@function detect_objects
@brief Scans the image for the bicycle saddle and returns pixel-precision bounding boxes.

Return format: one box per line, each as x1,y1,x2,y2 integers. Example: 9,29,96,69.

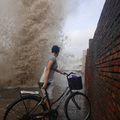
38,82,50,89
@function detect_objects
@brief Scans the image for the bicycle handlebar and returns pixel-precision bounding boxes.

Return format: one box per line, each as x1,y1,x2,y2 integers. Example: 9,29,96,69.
65,72,76,77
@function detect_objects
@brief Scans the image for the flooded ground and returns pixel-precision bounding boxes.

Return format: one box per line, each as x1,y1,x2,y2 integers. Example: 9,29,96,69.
0,71,92,120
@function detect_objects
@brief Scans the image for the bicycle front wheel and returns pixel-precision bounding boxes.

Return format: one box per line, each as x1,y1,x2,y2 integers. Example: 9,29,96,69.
64,92,91,120
3,95,45,120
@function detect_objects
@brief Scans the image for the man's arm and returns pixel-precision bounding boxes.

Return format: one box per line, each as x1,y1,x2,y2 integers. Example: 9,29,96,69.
55,69,65,75
42,60,54,89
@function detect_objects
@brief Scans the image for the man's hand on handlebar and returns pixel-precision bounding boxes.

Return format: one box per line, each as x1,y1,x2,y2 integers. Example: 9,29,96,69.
60,71,66,75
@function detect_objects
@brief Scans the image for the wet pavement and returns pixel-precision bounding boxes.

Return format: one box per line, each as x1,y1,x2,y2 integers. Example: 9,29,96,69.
0,71,92,120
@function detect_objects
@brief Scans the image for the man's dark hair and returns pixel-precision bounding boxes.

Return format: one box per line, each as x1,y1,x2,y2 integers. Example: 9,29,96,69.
51,45,60,54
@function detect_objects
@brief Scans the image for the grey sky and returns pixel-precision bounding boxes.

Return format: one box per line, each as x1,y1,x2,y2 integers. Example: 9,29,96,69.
63,0,105,57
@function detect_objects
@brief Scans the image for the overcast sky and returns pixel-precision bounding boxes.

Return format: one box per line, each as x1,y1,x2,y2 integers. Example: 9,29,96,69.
63,0,105,57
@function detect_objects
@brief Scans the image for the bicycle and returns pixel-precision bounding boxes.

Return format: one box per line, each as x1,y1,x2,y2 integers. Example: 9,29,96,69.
3,72,91,120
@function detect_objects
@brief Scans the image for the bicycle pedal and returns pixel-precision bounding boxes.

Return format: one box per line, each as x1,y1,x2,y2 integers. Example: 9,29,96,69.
36,118,44,120
32,116,44,120
43,110,50,115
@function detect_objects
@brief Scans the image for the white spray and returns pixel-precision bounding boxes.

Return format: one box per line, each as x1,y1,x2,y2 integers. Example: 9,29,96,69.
0,0,78,87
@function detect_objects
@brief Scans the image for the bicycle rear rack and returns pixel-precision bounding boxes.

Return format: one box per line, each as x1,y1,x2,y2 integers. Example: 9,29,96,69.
20,90,39,95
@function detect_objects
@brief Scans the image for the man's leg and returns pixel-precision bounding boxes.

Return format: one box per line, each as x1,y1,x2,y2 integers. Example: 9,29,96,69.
44,99,53,120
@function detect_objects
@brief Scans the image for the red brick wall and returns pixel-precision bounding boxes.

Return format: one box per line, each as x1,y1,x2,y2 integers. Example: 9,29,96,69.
85,0,120,119
85,49,90,96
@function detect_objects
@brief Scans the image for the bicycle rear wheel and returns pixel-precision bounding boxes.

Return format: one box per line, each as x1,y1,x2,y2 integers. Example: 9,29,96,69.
64,92,91,120
3,95,45,120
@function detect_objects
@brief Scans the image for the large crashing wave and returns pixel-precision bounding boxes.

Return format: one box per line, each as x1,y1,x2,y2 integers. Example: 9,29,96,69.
0,0,77,87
